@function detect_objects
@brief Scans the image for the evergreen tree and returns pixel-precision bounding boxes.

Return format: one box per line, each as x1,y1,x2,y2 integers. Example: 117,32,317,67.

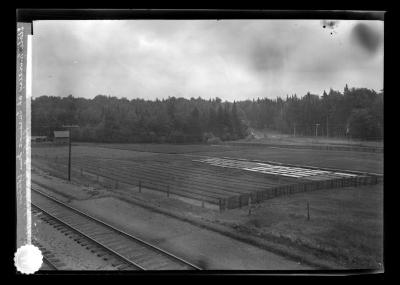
31,84,383,143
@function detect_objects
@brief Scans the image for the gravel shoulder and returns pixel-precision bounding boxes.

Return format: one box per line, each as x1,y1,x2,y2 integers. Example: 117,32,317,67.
32,213,116,270
70,196,312,270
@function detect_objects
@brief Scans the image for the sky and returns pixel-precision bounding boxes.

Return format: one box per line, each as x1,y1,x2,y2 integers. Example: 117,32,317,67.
32,19,384,101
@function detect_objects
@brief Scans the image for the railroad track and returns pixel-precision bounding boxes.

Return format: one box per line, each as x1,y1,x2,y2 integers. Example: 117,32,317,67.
31,187,201,270
32,206,138,270
41,256,59,270
31,240,62,270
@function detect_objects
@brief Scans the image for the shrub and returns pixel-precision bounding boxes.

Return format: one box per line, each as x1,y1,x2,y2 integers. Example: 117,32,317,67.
207,136,222,144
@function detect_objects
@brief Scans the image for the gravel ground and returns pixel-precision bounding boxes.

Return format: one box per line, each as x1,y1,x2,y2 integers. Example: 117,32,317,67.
71,197,312,270
32,214,117,270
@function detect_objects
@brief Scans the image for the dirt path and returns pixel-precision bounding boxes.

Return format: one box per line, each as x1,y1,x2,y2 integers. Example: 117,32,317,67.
71,196,313,270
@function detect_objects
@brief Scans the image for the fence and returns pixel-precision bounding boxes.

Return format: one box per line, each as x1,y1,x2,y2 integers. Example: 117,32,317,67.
219,174,381,210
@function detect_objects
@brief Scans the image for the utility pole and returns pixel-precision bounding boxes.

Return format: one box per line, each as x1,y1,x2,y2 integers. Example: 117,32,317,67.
62,125,79,181
68,132,71,180
315,123,320,137
326,116,329,138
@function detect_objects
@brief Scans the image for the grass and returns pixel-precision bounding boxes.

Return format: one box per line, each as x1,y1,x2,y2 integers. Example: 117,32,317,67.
77,142,245,154
241,129,383,148
212,183,384,269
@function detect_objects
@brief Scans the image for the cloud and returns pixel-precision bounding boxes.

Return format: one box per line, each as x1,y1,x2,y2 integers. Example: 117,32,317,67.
32,20,383,101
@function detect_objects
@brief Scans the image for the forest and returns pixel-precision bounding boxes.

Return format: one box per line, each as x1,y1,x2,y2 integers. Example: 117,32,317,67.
31,84,383,143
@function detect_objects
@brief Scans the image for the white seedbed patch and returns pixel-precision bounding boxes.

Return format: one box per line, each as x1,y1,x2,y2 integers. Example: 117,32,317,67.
194,157,359,180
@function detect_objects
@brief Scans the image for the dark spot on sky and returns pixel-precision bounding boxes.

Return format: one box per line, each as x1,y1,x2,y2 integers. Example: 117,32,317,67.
321,20,340,30
351,23,382,54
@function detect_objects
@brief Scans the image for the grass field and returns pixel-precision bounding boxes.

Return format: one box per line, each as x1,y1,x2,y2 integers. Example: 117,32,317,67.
209,183,384,269
241,129,383,148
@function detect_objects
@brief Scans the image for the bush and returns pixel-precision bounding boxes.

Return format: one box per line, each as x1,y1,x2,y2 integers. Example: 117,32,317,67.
207,136,222,144
168,130,185,143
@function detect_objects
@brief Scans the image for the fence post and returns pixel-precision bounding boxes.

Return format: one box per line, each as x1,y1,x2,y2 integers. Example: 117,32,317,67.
307,201,310,221
248,196,252,215
219,198,222,212
139,180,141,193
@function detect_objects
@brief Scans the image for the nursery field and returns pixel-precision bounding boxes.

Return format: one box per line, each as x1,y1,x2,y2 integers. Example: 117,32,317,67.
31,143,381,210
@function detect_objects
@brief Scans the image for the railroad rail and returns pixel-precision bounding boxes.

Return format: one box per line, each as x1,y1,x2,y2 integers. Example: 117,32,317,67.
31,187,201,270
31,240,61,270
41,256,59,270
32,206,139,270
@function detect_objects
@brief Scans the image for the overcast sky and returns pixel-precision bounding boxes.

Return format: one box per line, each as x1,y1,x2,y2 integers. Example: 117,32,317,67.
32,19,383,101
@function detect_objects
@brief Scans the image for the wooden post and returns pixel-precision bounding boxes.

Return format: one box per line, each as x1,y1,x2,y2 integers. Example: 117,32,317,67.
219,199,222,212
139,180,141,193
307,202,310,221
68,134,71,181
248,196,252,215
80,168,83,176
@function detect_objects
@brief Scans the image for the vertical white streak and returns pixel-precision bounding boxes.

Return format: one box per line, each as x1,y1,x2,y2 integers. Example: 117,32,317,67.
26,35,32,244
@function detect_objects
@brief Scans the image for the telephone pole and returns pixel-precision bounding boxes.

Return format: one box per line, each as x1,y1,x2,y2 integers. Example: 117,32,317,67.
62,125,79,181
326,116,329,137
315,123,320,137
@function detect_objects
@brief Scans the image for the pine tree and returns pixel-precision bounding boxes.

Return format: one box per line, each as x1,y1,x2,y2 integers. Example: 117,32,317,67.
208,107,217,133
231,101,242,138
189,107,201,138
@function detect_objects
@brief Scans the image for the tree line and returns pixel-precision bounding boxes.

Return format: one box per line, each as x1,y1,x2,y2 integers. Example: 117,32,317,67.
32,84,383,143
32,95,248,143
237,85,383,139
